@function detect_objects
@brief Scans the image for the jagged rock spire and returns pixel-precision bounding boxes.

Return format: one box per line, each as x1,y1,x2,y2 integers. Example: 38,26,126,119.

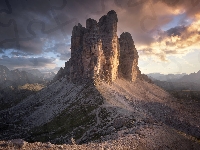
54,10,147,84
68,10,119,83
119,32,139,81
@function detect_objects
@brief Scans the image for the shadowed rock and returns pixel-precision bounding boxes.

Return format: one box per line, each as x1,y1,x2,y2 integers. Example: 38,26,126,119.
54,10,150,84
119,32,139,81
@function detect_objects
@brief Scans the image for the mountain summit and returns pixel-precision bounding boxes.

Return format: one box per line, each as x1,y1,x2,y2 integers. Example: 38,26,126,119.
54,10,150,84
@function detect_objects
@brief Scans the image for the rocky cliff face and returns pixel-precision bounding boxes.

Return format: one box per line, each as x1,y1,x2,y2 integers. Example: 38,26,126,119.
69,10,119,83
82,18,103,83
98,10,119,83
119,32,139,81
54,10,149,83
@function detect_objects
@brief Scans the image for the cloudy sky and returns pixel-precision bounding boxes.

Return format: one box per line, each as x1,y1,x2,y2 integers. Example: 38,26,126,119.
0,0,200,74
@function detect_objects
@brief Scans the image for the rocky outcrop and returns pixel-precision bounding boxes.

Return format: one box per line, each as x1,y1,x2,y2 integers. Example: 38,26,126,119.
118,32,139,81
82,18,104,83
81,11,119,83
55,10,150,84
70,23,86,82
56,10,120,83
98,10,119,83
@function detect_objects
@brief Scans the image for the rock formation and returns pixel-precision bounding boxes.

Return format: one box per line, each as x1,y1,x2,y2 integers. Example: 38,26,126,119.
98,10,119,82
118,32,139,81
54,10,149,83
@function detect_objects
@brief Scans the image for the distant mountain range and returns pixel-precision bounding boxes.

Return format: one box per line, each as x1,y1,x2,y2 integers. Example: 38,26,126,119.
0,65,55,110
0,65,55,88
147,71,200,91
25,69,56,80
147,73,187,82
153,80,200,91
177,71,200,84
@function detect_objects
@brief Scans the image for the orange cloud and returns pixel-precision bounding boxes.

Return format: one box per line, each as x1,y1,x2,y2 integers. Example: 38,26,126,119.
138,15,200,61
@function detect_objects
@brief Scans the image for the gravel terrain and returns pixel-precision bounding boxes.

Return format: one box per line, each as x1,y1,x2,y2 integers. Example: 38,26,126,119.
0,78,200,149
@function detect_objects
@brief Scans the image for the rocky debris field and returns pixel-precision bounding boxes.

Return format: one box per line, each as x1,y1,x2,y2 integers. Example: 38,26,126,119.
0,78,200,149
0,124,200,150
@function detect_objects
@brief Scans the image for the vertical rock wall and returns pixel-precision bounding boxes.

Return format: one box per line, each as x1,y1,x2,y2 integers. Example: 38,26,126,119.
70,23,86,82
82,19,105,82
69,10,120,83
119,32,140,81
54,10,150,84
99,10,119,83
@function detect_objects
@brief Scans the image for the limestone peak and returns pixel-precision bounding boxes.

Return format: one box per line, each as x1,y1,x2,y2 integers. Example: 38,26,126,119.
54,10,149,84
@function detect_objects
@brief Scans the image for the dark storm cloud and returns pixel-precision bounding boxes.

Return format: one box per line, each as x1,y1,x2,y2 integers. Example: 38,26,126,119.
0,0,77,54
0,0,200,69
1,55,9,58
0,0,112,58
166,26,186,36
1,0,196,50
161,0,180,7
45,42,71,60
0,56,56,70
29,57,55,66
19,38,44,55
10,51,27,56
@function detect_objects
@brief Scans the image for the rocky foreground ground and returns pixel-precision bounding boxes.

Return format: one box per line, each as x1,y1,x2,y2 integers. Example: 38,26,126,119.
0,124,200,150
0,78,200,150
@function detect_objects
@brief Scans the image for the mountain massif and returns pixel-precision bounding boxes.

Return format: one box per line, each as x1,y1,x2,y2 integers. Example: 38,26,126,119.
0,65,41,87
0,65,55,111
147,73,187,82
0,10,199,149
0,65,55,87
178,71,200,84
54,10,150,84
148,71,200,91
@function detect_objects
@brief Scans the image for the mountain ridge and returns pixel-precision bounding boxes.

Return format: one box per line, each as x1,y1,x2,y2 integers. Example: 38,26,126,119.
0,65,55,87
178,71,200,84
